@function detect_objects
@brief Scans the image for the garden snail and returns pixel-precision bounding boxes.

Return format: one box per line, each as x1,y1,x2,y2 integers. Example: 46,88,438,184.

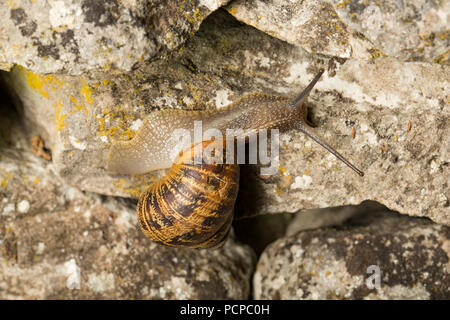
107,69,364,249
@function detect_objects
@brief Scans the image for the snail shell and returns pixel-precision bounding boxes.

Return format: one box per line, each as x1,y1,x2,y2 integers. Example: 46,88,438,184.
137,140,239,249
107,69,363,249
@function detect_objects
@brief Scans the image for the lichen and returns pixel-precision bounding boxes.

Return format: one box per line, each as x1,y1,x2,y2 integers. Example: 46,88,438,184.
18,66,64,98
53,99,67,131
80,79,94,105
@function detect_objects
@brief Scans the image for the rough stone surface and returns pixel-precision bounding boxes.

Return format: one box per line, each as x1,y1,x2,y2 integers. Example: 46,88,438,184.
0,103,255,299
254,212,450,299
332,0,449,64
226,0,375,59
285,200,386,236
1,1,448,301
232,201,394,258
0,0,230,74
226,0,449,64
2,10,448,225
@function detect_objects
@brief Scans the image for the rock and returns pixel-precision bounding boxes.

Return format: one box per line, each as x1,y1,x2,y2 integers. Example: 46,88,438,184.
0,0,230,74
233,201,385,257
226,0,375,59
332,0,449,64
0,101,255,299
285,200,386,236
254,212,450,299
0,2,448,300
226,0,449,64
2,10,448,225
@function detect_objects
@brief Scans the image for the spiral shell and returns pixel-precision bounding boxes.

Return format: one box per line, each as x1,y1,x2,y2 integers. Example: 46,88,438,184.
137,140,239,249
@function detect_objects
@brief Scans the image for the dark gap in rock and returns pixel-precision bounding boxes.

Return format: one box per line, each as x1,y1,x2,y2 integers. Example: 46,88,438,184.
0,72,26,148
233,199,440,260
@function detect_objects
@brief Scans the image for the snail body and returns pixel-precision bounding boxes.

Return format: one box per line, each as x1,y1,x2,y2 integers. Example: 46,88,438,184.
107,93,300,174
107,69,364,249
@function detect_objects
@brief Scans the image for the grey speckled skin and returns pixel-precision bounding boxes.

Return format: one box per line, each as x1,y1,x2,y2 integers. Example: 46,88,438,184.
107,69,363,176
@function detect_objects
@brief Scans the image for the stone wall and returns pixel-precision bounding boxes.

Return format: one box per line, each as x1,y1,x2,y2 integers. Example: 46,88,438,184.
0,0,448,299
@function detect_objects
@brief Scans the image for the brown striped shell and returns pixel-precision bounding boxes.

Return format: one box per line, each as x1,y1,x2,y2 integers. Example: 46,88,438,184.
137,140,239,249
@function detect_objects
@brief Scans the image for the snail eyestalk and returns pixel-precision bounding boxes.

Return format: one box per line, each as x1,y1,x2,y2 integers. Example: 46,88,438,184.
287,69,325,110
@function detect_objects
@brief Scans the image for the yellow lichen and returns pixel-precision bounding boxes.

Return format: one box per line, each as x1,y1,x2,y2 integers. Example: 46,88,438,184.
0,169,13,188
26,71,48,98
19,67,64,99
69,96,84,111
97,106,137,141
112,174,157,198
433,51,449,65
80,79,94,105
53,99,68,131
227,7,237,15
336,0,350,8
368,48,388,59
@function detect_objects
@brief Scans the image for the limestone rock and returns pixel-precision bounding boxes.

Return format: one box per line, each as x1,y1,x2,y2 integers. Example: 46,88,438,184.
226,0,449,63
331,0,450,64
0,103,255,299
2,10,448,226
0,0,230,74
226,0,375,59
285,200,386,236
254,212,450,299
